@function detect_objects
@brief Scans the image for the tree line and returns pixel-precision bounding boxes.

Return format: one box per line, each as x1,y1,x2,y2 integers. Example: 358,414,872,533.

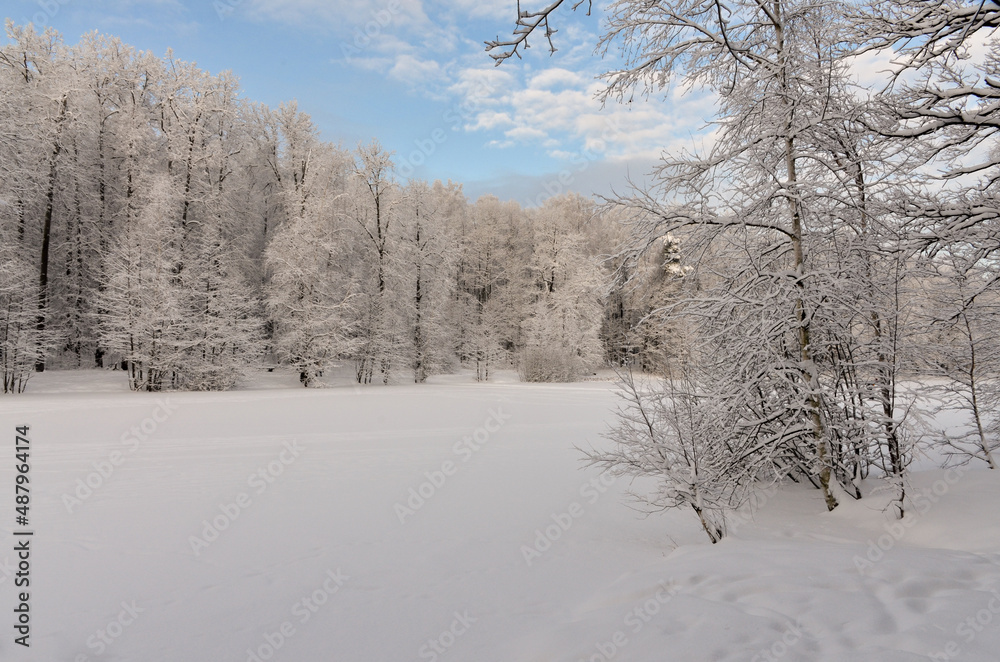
0,22,680,393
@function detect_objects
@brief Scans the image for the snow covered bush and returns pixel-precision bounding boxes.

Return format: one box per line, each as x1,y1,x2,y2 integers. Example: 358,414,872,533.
517,345,581,383
586,368,765,543
913,252,1000,470
517,292,600,383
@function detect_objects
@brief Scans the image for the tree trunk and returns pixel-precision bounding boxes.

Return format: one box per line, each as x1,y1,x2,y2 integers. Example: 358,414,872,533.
35,94,69,372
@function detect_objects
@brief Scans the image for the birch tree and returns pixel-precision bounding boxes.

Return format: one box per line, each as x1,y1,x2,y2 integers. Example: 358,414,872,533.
608,0,858,510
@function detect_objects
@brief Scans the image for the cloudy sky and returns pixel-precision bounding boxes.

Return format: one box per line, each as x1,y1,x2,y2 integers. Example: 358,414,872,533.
3,0,716,205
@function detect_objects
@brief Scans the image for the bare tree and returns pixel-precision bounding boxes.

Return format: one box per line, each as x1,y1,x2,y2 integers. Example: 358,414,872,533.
585,367,769,543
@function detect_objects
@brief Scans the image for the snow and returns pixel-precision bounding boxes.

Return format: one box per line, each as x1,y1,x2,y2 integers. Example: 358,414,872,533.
1,370,999,661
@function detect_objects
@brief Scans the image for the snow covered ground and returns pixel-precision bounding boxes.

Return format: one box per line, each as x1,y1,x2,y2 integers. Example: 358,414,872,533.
1,369,998,661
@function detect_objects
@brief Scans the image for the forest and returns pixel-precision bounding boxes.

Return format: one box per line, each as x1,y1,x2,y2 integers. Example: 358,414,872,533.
0,22,663,394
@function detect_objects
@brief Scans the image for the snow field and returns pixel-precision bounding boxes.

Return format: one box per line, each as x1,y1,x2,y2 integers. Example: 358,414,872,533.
0,370,998,661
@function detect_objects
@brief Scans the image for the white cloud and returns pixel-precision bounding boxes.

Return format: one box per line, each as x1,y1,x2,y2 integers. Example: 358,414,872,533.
447,66,516,113
527,67,587,89
388,54,444,84
448,58,717,164
846,48,898,94
506,125,548,141
469,110,513,130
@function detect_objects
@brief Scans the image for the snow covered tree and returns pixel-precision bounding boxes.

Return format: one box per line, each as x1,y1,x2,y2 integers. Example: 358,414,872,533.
0,23,71,373
603,232,689,373
345,141,404,384
0,26,50,390
603,0,865,510
264,145,357,386
397,181,457,383
489,0,928,512
0,232,52,393
852,0,1000,475
97,176,186,391
74,33,164,368
3,21,652,393
175,236,264,391
518,195,605,381
455,195,533,380
914,251,999,469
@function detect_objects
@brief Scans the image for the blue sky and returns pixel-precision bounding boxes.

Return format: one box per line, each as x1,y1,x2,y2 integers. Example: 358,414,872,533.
3,0,715,205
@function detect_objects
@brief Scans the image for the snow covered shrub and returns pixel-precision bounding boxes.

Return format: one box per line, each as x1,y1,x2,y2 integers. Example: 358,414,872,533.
517,289,602,383
585,368,765,543
517,345,582,383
